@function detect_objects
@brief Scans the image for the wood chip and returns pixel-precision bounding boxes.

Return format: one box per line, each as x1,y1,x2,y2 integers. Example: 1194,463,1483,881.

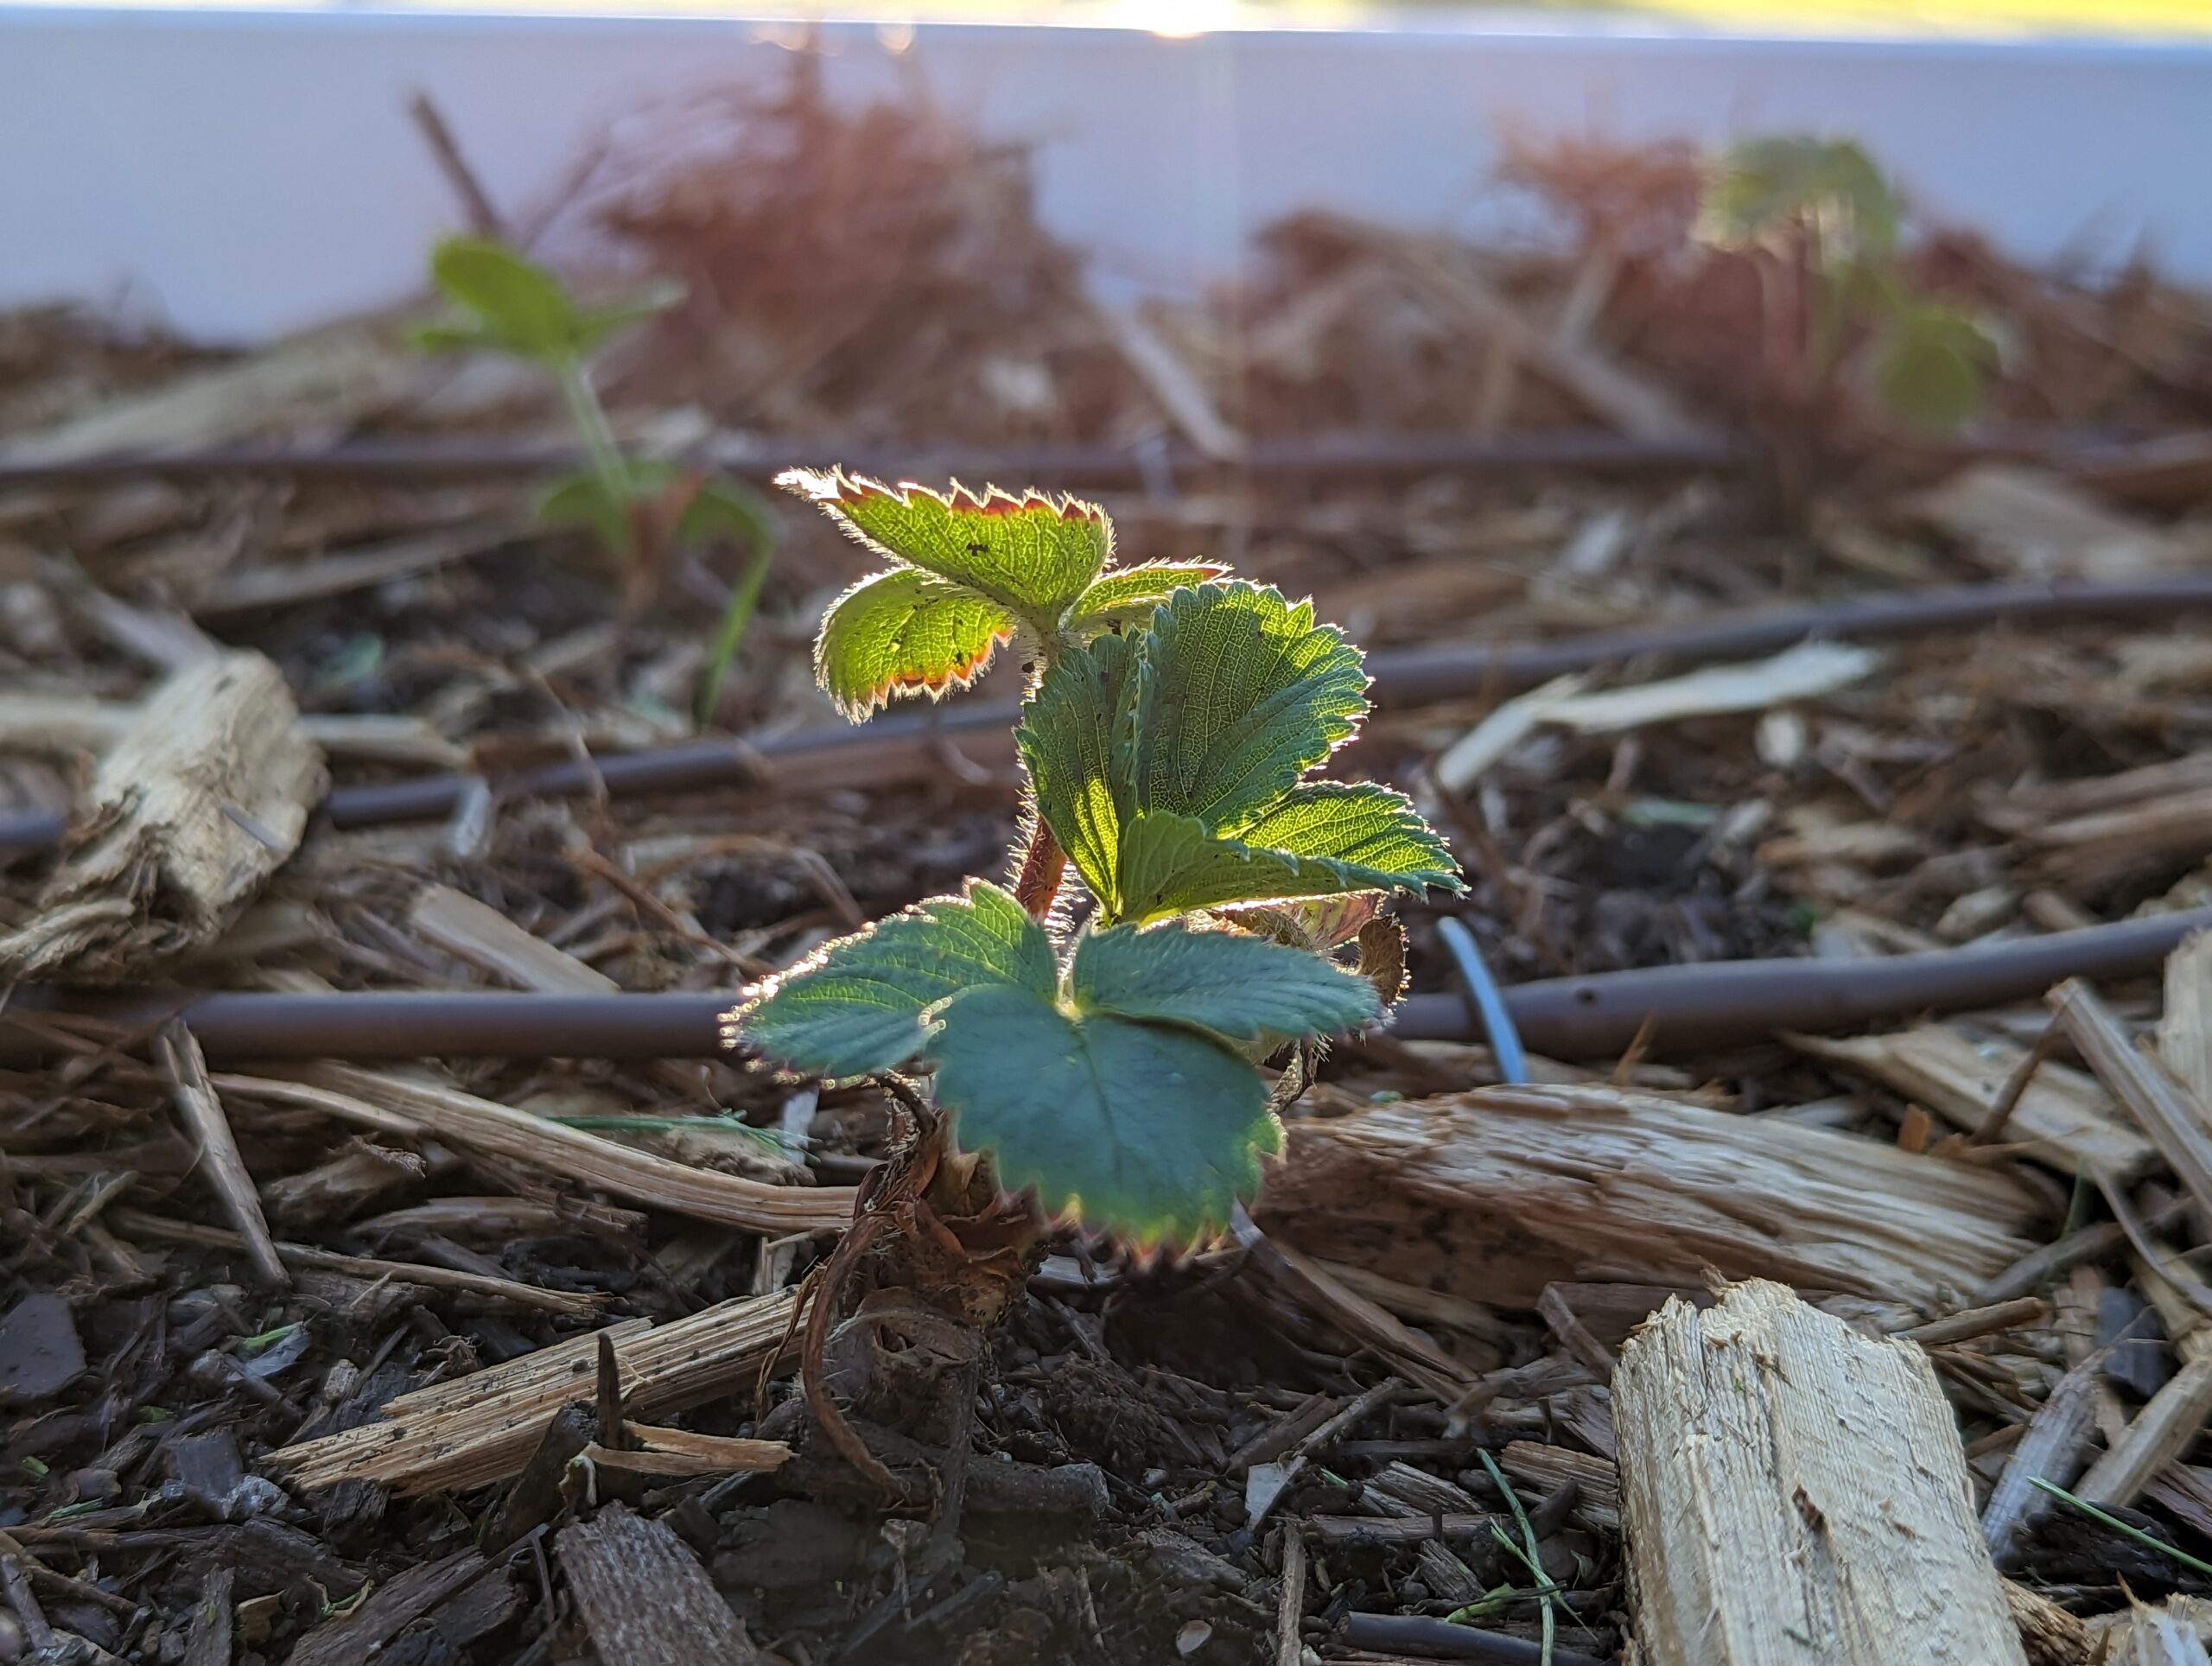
219,1066,853,1235
0,323,416,467
1982,1345,2110,1566
582,1422,791,1478
0,1294,84,1403
1434,641,1878,793
1615,1280,2026,1665
2159,931,2212,1112
556,1504,764,1666
2050,978,2212,1214
1500,1441,1619,1535
1791,1024,2154,1180
159,1021,287,1288
197,526,514,619
1261,1083,2037,1308
267,1288,799,1493
0,652,325,982
112,1209,596,1318
409,883,619,995
288,1550,486,1666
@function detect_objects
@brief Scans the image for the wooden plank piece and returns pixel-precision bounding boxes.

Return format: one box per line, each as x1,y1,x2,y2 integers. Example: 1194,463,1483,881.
1261,1083,2037,1308
1614,1279,2026,1665
556,1504,763,1666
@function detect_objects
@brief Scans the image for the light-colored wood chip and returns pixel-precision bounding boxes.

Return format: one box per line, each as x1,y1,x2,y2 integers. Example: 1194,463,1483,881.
1615,1280,2027,1666
0,652,326,982
409,884,619,995
268,1288,799,1493
582,1424,791,1478
1261,1083,2037,1309
2050,979,2212,1222
1912,461,2203,580
2160,931,2212,1113
158,1022,286,1288
196,526,513,618
1790,1024,2154,1180
219,1066,853,1235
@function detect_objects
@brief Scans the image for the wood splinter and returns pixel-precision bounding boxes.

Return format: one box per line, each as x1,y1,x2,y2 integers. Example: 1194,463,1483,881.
1614,1278,2028,1665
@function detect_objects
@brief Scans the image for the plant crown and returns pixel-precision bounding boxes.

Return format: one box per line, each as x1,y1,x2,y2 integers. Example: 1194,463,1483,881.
730,470,1464,1243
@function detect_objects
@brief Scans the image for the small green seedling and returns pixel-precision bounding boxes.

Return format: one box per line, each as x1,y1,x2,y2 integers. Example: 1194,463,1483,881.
415,236,775,718
1700,136,1999,433
729,471,1464,1245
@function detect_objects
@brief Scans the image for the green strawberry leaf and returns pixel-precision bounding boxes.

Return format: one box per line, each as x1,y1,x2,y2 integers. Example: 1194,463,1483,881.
815,569,1019,722
419,237,677,364
731,881,1052,1077
1239,782,1462,881
1015,627,1141,908
777,468,1109,626
1129,582,1369,836
1116,809,1455,924
1702,136,1899,261
926,983,1281,1244
423,237,583,362
1873,302,1996,432
1070,918,1379,1046
1069,562,1228,631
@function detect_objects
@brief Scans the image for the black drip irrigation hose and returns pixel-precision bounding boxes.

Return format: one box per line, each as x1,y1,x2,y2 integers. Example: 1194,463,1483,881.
9,573,2212,861
8,905,2208,1068
0,429,1754,489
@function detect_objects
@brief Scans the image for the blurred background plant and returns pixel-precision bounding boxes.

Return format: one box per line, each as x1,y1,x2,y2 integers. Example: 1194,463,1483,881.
415,235,777,723
1698,136,2001,515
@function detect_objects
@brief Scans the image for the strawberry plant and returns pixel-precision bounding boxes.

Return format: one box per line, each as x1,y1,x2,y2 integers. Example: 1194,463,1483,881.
1700,135,1999,436
731,469,1464,1247
415,236,776,719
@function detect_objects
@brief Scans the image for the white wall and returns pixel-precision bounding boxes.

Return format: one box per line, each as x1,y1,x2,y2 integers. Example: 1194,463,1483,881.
3,6,2209,343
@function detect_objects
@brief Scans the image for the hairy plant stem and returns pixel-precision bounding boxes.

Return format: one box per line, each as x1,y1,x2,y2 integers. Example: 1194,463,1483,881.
1011,819,1067,920
1011,634,1071,919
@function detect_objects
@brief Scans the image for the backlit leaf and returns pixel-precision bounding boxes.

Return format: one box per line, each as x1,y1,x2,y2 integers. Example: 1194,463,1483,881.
926,984,1281,1244
731,881,1052,1077
1071,919,1379,1046
1129,582,1368,836
1239,783,1461,881
778,468,1109,625
815,569,1018,722
1069,563,1227,630
1702,136,1899,262
1015,628,1141,907
1116,810,1454,924
423,237,582,361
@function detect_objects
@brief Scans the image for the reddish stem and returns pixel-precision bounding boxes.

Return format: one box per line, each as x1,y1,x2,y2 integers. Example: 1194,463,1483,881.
1012,820,1066,920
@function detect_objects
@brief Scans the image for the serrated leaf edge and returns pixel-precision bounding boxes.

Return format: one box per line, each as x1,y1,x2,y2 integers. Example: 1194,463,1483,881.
810,569,1020,722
